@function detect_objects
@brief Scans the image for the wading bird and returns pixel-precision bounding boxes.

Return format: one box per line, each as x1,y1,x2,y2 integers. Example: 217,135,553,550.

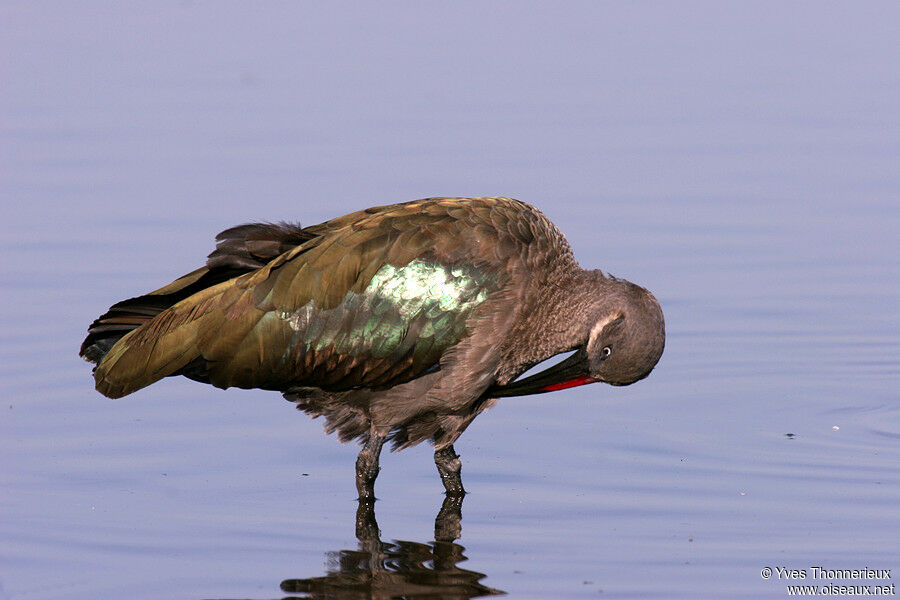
81,197,665,498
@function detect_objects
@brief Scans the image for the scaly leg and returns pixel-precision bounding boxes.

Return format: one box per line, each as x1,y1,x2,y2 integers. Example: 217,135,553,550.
434,444,465,496
355,434,385,500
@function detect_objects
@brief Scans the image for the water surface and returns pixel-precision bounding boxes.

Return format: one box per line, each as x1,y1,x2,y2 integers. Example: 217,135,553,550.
2,2,898,599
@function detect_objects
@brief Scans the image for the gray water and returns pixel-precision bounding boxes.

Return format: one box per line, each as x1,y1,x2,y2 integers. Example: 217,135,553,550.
2,2,898,599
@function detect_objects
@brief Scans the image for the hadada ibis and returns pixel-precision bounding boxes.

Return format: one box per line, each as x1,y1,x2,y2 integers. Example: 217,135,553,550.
80,197,665,498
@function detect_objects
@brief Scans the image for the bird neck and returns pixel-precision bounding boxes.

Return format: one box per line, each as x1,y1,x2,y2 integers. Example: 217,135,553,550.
497,266,612,383
540,266,612,347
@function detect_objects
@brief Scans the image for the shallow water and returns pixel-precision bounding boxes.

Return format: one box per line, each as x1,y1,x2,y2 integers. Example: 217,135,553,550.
2,3,898,599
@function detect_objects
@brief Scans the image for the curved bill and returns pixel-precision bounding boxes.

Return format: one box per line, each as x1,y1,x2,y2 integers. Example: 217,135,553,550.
486,348,598,398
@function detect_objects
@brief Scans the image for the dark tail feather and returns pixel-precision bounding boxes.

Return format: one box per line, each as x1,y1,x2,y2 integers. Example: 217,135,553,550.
208,221,318,270
78,266,243,366
79,297,166,365
80,221,317,368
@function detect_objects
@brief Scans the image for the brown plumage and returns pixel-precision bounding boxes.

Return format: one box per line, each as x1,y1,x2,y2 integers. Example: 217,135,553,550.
81,197,665,498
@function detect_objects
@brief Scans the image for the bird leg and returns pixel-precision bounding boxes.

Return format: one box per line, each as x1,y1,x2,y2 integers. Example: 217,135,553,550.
355,433,385,500
434,445,465,496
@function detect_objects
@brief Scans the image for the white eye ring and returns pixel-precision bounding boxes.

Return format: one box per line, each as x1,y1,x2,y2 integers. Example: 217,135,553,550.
601,346,612,359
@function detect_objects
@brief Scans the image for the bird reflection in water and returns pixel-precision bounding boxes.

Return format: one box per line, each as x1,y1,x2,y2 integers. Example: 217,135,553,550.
280,496,504,599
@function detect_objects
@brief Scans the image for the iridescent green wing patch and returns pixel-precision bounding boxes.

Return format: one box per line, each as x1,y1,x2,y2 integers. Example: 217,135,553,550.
276,260,494,389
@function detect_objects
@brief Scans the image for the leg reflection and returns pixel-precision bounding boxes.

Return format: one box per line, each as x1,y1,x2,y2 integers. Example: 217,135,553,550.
435,493,463,542
281,495,503,598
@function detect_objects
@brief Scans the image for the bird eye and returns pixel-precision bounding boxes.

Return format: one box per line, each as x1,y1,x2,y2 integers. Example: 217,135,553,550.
600,346,612,360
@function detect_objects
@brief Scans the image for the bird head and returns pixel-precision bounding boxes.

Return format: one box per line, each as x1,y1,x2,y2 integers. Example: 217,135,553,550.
584,283,665,385
489,280,665,397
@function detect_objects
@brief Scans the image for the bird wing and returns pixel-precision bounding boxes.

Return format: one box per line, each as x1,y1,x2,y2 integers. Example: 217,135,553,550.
93,197,549,399
80,222,316,364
